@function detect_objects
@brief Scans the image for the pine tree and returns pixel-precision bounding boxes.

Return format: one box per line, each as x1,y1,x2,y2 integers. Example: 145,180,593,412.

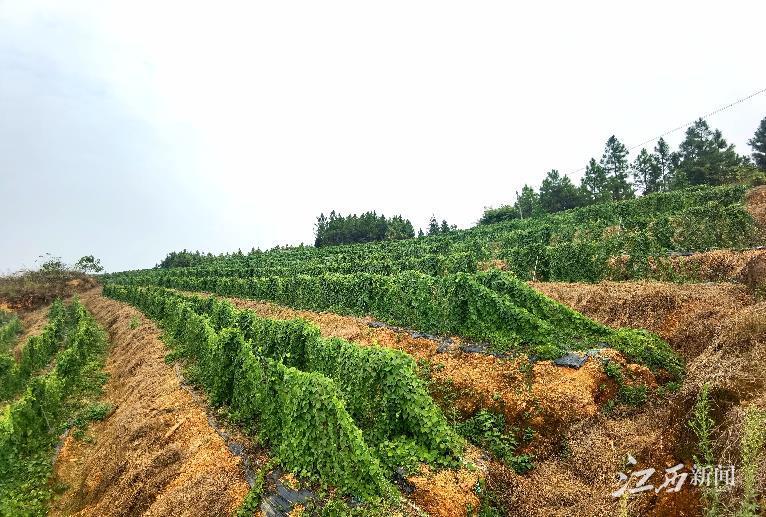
600,135,634,200
580,158,609,204
631,148,662,195
749,117,766,170
440,220,450,234
385,215,415,240
674,119,744,186
427,216,439,236
515,184,541,218
315,211,415,246
417,228,424,238
539,169,582,213
314,213,328,247
653,137,674,190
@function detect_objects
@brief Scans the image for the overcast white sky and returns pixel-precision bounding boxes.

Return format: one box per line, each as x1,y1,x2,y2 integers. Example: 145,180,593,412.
1,0,765,272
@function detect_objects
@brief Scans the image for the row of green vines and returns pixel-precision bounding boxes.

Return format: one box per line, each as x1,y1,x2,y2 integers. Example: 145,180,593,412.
103,284,459,499
106,269,682,378
0,299,109,516
165,286,462,469
0,300,81,402
0,311,22,353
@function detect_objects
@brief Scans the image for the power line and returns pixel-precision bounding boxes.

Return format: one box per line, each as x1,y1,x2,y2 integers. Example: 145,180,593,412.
565,86,766,176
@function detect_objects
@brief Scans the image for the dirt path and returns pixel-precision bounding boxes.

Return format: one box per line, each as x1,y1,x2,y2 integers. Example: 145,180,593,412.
50,289,249,516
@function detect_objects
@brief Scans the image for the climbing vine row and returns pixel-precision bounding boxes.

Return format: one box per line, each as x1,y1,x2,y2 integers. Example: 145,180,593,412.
105,271,682,378
103,284,462,498
0,300,80,401
0,299,109,515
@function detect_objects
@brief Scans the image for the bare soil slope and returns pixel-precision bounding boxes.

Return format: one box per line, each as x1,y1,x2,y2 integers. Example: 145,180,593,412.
527,280,766,516
9,302,50,357
531,281,754,359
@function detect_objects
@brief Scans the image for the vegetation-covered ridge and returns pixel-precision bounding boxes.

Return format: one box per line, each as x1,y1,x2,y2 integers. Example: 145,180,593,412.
480,117,766,224
122,184,760,284
104,271,682,378
102,283,463,499
1,300,74,402
0,299,109,515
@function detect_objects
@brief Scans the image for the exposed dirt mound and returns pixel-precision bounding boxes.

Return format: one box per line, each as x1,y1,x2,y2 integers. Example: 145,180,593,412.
531,281,755,359
50,289,249,516
0,271,98,311
653,249,766,290
527,280,766,516
408,466,480,517
9,302,51,357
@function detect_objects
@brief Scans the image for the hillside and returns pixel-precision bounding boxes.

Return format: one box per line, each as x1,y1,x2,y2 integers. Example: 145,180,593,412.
3,185,765,516
88,184,766,515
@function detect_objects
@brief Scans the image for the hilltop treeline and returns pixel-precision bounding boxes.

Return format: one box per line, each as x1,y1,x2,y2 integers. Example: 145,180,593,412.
314,211,415,247
481,117,766,224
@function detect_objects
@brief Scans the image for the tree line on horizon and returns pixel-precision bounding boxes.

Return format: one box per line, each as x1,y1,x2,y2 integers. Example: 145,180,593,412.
314,211,416,247
313,211,461,247
156,116,766,262
480,116,766,224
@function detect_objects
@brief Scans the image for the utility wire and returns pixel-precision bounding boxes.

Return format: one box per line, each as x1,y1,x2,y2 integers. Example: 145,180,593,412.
565,86,766,176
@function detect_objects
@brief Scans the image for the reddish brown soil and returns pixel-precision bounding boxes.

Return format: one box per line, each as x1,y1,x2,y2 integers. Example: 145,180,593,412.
524,280,766,516
50,289,249,516
408,465,481,517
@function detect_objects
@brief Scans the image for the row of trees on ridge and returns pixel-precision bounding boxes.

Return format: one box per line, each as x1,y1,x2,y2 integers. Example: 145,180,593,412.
481,117,766,223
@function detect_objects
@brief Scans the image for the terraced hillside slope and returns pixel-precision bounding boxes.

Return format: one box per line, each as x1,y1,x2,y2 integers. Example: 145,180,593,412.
67,185,766,514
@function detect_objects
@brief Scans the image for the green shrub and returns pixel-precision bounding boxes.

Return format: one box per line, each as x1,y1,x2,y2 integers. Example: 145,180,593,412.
456,409,534,474
0,315,22,352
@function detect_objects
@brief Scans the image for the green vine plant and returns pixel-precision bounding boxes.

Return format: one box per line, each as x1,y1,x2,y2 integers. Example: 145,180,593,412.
0,300,74,402
456,409,534,474
689,384,720,517
0,299,109,516
0,311,23,353
103,283,463,501
601,359,649,409
738,406,766,517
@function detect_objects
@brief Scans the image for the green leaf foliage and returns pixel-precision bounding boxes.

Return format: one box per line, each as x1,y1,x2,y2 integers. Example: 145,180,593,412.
105,269,682,377
0,299,109,515
103,284,463,497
